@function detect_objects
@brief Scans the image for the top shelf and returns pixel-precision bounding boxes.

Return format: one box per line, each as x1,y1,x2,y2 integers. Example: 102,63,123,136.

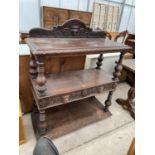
26,38,132,57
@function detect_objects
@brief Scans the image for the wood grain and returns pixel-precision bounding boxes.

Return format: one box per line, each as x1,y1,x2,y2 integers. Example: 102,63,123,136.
31,97,111,139
26,38,132,56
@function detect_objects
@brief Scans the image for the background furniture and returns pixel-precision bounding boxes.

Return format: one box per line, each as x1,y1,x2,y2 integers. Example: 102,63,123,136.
42,6,92,28
91,2,120,31
127,138,135,155
125,33,135,58
19,102,26,145
116,59,135,119
26,19,131,139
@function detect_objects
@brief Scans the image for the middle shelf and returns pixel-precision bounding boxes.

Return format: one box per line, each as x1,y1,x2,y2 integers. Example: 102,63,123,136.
31,69,117,110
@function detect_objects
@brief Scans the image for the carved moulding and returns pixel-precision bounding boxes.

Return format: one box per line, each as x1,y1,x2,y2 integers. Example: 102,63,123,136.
29,19,106,38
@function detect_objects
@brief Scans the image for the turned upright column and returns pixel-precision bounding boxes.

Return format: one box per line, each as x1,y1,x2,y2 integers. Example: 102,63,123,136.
36,56,47,96
96,54,104,69
104,52,124,112
35,56,48,134
29,52,38,79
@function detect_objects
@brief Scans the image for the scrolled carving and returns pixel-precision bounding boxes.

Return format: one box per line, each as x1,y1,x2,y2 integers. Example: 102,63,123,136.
29,19,106,38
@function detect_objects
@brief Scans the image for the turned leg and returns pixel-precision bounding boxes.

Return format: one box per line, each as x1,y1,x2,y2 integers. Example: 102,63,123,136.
38,110,48,135
29,53,38,79
104,91,113,112
32,101,39,113
104,52,124,112
96,54,104,69
36,57,46,96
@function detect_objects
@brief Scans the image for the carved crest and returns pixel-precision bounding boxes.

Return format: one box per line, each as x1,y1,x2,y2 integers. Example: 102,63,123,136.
29,19,106,38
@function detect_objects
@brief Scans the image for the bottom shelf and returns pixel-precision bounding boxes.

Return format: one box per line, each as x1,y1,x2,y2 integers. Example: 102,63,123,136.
32,97,112,140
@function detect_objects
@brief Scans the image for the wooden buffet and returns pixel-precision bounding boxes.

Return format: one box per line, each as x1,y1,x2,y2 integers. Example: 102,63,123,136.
26,19,132,139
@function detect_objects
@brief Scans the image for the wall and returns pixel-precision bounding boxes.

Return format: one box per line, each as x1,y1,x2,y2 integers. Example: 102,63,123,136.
19,0,135,33
19,0,40,31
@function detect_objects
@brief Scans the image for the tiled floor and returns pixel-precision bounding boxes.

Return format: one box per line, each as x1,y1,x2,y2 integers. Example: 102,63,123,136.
20,83,135,155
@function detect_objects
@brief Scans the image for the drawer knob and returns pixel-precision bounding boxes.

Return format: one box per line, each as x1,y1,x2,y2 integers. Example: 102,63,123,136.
82,90,88,96
63,95,70,103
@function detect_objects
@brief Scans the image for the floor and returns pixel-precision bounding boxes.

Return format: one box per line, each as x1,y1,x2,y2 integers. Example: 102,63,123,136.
19,83,135,155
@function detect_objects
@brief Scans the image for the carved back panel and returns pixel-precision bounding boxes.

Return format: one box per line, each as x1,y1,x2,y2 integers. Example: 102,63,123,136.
29,19,106,38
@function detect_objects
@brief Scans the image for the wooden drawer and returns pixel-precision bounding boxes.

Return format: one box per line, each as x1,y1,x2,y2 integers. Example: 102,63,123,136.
37,83,116,110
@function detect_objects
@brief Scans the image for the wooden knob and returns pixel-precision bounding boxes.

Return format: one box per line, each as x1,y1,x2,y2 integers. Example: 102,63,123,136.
82,90,88,96
63,95,70,103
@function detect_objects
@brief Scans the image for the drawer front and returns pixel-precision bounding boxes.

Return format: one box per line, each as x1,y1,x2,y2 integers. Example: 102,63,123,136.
38,83,116,109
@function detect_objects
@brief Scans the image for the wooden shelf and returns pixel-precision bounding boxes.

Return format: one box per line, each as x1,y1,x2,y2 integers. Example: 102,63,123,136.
32,69,114,97
32,97,111,139
31,69,116,110
26,38,132,56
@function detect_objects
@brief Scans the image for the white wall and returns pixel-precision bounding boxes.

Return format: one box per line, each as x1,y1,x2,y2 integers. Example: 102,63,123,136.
19,0,135,33
19,0,40,31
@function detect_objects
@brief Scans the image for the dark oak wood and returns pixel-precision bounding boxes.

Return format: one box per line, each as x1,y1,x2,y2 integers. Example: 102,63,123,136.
26,37,131,57
29,19,106,39
96,54,104,69
104,52,125,112
26,19,132,136
31,97,111,139
31,69,117,110
116,59,135,119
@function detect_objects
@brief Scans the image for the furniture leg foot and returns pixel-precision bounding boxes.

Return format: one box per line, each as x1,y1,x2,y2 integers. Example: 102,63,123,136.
116,87,135,119
116,98,129,110
104,91,113,112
